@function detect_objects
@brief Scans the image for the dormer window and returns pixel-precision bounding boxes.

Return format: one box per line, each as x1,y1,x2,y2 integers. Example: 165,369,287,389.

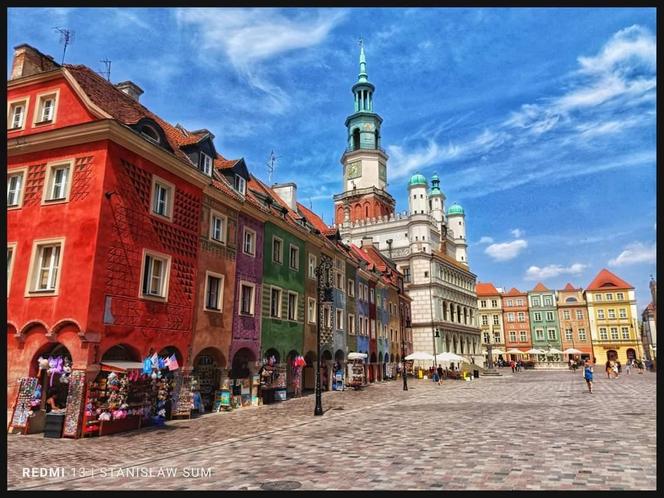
234,174,246,195
141,125,160,144
34,90,59,125
200,152,213,176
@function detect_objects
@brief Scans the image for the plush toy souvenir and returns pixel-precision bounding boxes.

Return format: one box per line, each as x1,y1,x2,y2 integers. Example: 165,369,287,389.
47,356,64,386
38,356,50,371
99,411,112,421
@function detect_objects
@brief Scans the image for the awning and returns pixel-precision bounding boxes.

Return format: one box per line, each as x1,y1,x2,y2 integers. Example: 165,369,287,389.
100,361,144,372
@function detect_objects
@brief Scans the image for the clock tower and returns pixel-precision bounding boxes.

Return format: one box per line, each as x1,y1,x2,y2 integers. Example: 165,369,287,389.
334,41,395,226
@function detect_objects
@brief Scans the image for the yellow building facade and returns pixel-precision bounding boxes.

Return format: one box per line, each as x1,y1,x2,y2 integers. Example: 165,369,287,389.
586,269,643,364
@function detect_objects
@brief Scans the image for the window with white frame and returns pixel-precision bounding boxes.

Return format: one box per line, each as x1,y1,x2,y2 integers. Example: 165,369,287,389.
150,176,174,220
576,310,584,320
483,332,490,343
272,237,283,264
546,311,554,321
7,244,16,290
199,152,213,176
533,312,542,322
29,241,63,293
7,170,25,208
44,162,72,203
335,309,344,330
493,331,501,343
532,297,541,306
491,299,498,307
204,272,224,311
595,294,602,302
605,293,613,301
8,100,28,130
370,288,374,303
518,312,525,322
507,312,515,322
493,315,500,326
547,329,556,340
270,287,282,318
610,327,619,340
607,309,616,319
616,292,624,300
516,298,524,306
335,269,343,289
243,228,256,256
324,305,332,329
506,299,514,307
543,296,553,306
621,327,629,339
509,330,517,342
480,300,487,308
239,282,255,316
563,310,571,320
370,319,376,338
597,309,605,319
289,245,299,270
578,328,587,341
307,298,316,324
599,327,608,340
519,331,527,342
234,174,246,195
619,308,627,319
140,250,170,299
347,279,355,297
35,92,58,124
308,254,317,279
565,328,573,341
348,314,355,334
535,329,544,340
481,315,488,326
287,292,298,321
209,211,227,244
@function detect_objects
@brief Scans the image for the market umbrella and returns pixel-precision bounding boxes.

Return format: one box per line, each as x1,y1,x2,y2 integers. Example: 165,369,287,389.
434,352,468,363
506,348,525,354
563,348,583,355
546,348,564,355
525,348,545,354
489,348,505,355
404,352,434,361
347,352,368,360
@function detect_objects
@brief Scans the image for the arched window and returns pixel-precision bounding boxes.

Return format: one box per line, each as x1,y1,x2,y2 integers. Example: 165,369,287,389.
352,128,361,150
365,205,369,217
141,125,160,144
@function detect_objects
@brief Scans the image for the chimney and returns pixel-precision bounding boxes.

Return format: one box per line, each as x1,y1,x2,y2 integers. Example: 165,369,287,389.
271,182,297,211
361,236,374,248
10,44,60,80
115,81,144,102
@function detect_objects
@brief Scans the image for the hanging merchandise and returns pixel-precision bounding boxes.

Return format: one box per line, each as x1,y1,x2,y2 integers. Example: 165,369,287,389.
47,357,64,387
62,370,86,438
60,358,72,384
8,377,39,433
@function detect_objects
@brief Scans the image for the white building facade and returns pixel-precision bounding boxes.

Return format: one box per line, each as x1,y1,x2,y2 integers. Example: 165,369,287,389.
332,46,482,366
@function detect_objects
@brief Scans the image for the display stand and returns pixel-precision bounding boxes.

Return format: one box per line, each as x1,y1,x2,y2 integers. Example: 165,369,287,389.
8,377,39,434
172,374,193,419
213,389,231,412
62,370,86,438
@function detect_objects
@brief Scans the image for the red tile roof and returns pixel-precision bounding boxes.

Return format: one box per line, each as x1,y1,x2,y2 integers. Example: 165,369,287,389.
532,282,548,292
476,282,500,296
586,269,633,291
215,158,239,170
562,283,578,291
504,287,525,296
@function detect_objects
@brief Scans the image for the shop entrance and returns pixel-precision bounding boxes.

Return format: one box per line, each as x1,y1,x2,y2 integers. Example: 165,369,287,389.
369,352,377,383
303,351,316,392
626,348,636,361
194,348,226,412
607,349,618,362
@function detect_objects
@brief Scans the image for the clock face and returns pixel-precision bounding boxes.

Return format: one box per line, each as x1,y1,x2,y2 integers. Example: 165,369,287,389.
347,161,361,179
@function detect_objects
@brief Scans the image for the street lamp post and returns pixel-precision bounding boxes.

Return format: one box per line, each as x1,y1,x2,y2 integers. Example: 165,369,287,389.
314,254,333,416
399,298,408,391
487,325,494,369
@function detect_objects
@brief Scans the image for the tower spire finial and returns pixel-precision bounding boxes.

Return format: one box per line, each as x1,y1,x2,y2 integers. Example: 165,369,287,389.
358,37,368,83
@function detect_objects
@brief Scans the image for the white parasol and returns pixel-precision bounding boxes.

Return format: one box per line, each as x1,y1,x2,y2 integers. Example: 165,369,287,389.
347,352,368,360
404,352,434,361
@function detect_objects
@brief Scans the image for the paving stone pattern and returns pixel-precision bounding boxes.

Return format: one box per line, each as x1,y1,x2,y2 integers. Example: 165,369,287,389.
7,370,656,490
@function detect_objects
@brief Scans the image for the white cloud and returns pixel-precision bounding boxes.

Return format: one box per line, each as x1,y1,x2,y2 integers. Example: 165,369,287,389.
608,242,656,267
175,8,347,113
477,236,494,245
525,263,587,280
510,228,524,238
485,239,528,262
577,25,656,76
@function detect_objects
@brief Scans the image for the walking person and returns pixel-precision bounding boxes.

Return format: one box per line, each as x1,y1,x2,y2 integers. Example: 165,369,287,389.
510,359,516,373
605,360,613,379
436,364,444,385
583,360,594,394
616,360,622,375
625,360,632,375
612,361,619,379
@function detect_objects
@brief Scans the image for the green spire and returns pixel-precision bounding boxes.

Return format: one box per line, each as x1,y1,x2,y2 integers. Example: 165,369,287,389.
358,38,368,83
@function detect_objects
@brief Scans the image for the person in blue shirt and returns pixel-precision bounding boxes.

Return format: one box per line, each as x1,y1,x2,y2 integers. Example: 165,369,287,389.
583,360,594,394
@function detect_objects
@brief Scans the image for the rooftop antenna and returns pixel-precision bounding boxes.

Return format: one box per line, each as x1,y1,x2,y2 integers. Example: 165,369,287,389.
54,27,74,65
266,150,279,184
99,58,112,81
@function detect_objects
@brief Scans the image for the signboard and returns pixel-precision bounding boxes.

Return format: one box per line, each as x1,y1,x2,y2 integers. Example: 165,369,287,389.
62,370,86,438
172,374,193,416
213,389,231,412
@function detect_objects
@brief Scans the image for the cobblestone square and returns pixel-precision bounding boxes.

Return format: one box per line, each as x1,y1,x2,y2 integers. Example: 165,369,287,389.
7,370,656,490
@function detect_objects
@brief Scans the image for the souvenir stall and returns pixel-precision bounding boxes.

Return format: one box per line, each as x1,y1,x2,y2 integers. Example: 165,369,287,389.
332,360,345,391
346,352,367,389
259,354,287,404
289,355,306,397
8,351,74,435
192,350,224,412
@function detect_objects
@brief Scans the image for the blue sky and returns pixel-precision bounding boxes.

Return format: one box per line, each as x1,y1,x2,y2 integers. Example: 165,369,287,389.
8,8,656,311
